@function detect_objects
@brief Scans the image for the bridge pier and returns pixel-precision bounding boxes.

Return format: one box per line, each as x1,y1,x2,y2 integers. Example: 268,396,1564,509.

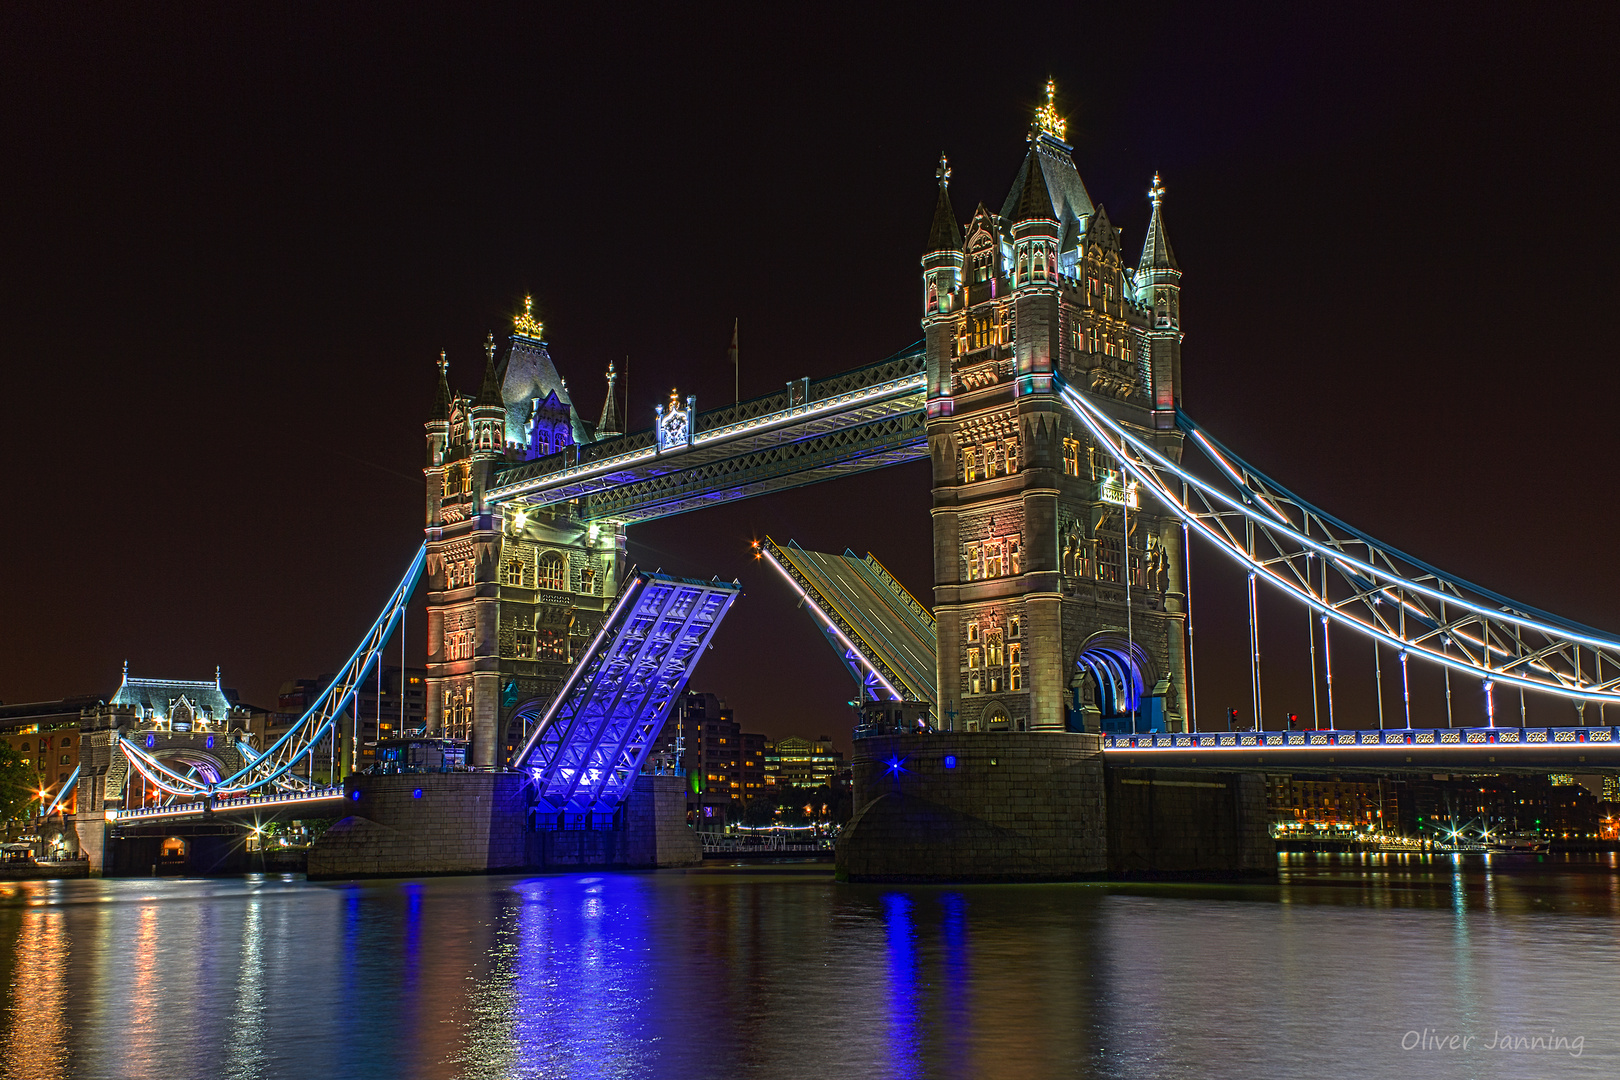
71,812,108,876
306,772,699,880
838,733,1273,882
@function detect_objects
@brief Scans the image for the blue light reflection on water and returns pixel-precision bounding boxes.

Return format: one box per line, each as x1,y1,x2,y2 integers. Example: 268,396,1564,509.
882,892,921,1079
3,857,1620,1078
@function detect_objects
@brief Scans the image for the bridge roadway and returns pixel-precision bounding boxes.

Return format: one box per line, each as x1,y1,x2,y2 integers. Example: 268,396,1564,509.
1102,725,1620,773
109,722,1620,829
108,786,350,825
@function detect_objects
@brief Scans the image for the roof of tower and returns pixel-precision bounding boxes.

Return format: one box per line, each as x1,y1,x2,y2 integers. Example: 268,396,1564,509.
110,667,235,723
1001,141,1095,228
498,298,579,445
1009,145,1057,222
431,350,451,420
1137,173,1179,272
476,333,504,408
926,153,963,251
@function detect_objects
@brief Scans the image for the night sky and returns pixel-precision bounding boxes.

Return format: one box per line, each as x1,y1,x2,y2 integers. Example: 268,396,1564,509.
5,4,1619,747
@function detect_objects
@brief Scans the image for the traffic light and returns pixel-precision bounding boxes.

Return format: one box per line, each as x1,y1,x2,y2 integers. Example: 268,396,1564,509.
1287,712,1300,730
1227,707,1239,731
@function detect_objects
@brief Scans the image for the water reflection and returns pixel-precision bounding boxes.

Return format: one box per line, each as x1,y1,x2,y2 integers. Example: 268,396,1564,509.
0,904,69,1079
1,858,1619,1078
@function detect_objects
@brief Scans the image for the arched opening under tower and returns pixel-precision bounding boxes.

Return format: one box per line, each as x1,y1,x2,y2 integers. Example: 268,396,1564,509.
1073,633,1165,734
504,698,551,768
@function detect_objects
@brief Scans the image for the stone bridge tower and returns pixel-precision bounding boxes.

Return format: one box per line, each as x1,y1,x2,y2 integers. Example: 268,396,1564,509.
922,82,1189,737
423,302,626,770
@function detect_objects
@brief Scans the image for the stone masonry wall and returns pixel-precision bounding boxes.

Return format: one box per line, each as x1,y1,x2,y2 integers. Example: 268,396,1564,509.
307,772,527,880
838,732,1108,882
306,771,701,880
838,735,1276,882
1106,768,1274,878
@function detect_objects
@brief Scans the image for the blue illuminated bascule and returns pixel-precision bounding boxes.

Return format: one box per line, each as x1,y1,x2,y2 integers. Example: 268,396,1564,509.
515,571,740,813
57,83,1620,879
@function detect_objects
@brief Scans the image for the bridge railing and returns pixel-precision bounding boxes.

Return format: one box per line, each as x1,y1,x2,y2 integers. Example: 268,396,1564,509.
1101,726,1619,750
489,343,925,498
111,785,348,822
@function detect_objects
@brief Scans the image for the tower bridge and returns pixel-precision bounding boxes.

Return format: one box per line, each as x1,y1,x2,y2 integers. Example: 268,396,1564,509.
55,84,1620,880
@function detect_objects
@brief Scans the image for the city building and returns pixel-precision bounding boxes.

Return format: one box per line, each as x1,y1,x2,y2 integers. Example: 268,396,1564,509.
0,695,99,817
272,667,427,770
1265,775,1399,831
765,736,846,788
667,691,768,823
1405,774,1602,842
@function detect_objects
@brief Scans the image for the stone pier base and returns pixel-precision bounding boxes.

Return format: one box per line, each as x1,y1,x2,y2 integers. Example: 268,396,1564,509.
837,733,1274,882
72,813,109,877
307,772,699,881
838,733,1108,882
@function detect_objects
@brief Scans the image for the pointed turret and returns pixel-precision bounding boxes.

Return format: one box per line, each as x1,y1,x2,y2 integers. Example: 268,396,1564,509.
476,332,503,408
1133,175,1183,419
927,152,963,251
1137,173,1179,273
431,349,451,420
597,360,622,437
920,155,967,400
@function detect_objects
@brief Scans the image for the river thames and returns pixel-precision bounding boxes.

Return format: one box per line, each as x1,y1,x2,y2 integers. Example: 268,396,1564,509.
2,854,1618,1079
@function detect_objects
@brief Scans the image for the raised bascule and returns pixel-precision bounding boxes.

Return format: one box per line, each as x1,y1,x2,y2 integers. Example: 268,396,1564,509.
60,84,1620,880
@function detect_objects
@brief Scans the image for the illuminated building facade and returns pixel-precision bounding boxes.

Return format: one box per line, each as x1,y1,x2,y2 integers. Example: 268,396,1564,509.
272,666,427,769
423,308,627,768
922,83,1189,734
668,691,768,821
766,735,845,788
0,696,96,817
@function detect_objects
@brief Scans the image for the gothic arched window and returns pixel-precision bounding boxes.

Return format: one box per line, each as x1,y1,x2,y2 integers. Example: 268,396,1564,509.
538,553,565,592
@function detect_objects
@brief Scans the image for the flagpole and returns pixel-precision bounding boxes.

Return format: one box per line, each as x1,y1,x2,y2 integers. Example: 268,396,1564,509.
733,318,739,404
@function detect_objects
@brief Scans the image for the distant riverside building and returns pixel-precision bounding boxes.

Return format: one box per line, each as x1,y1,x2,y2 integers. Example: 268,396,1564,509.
1266,776,1395,830
1271,773,1606,842
273,667,427,769
668,691,767,823
765,736,846,788
0,696,98,817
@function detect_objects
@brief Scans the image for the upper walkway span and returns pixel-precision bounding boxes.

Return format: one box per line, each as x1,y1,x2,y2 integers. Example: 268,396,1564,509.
486,345,926,523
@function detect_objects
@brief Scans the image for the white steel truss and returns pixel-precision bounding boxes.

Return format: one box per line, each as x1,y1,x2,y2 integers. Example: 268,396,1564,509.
1060,383,1620,712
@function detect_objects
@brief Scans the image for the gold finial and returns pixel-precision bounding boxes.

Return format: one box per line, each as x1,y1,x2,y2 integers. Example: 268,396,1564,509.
438,348,448,374
1034,79,1066,141
514,295,545,340
1149,172,1166,207
484,331,496,363
669,387,680,408
936,152,951,189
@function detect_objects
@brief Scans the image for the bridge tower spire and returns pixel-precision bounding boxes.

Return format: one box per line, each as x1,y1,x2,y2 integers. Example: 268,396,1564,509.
596,360,622,437
1134,173,1183,420
921,85,1189,738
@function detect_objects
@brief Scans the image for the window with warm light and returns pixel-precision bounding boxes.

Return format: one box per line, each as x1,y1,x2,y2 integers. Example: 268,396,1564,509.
538,552,565,592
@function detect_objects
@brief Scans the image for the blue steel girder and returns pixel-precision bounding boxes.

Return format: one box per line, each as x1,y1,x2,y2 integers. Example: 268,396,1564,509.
516,570,741,811
485,346,925,524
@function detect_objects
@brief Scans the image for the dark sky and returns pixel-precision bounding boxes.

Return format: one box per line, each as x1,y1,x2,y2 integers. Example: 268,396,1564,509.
4,3,1618,746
